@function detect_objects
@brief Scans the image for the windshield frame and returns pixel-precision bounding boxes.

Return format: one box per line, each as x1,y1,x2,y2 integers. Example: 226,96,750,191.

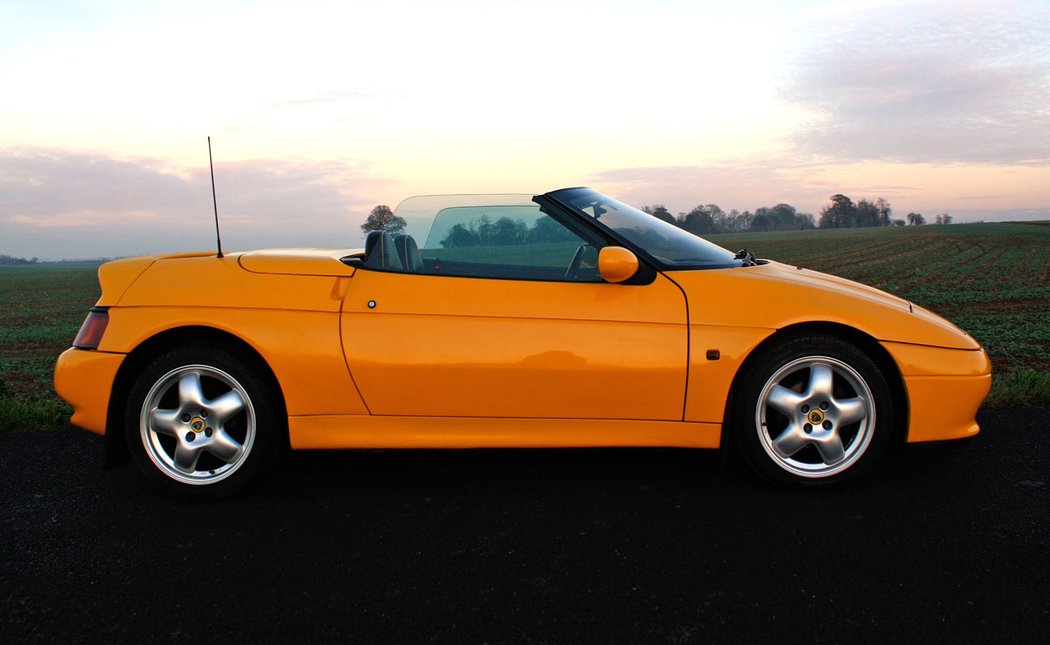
543,187,743,271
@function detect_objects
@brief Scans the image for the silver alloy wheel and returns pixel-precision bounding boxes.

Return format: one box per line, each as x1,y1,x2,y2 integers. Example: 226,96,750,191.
754,355,875,478
139,364,256,485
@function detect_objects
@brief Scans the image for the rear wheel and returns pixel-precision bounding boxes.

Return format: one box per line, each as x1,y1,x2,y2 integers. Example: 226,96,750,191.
125,346,283,499
734,335,894,486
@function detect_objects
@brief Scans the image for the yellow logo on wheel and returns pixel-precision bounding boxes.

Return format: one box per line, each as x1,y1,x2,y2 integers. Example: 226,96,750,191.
190,417,206,432
808,409,824,424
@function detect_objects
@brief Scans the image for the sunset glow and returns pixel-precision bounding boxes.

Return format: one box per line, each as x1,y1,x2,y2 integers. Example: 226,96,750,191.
1,0,1047,258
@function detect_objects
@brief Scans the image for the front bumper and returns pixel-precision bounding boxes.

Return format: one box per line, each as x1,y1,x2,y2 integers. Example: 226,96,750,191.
54,348,125,435
881,342,992,443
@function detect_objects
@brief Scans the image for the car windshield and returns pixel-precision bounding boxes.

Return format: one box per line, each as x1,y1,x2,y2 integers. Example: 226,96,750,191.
546,187,741,269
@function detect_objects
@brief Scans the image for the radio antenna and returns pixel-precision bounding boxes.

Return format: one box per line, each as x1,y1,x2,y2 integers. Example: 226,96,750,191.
207,136,224,258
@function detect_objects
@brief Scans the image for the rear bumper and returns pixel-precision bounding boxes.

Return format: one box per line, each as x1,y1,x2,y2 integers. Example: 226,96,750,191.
881,342,992,443
54,348,125,435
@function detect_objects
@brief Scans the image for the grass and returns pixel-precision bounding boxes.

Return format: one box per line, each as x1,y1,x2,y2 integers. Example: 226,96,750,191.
0,262,101,431
0,223,1046,432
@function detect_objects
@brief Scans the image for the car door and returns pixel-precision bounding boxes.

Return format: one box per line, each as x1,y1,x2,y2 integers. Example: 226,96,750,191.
340,202,688,421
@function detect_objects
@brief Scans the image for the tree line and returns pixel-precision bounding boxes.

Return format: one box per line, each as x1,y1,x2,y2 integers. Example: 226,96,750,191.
441,215,578,248
644,194,951,234
0,255,40,265
643,203,815,234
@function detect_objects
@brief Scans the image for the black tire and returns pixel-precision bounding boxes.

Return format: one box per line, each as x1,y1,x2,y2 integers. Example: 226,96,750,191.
124,345,284,499
733,334,894,487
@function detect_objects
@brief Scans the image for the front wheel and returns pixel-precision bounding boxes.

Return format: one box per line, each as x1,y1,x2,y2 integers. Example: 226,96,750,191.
125,346,283,499
734,335,894,486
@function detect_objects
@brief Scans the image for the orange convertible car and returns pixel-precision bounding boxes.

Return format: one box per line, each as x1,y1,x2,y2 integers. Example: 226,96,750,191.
55,188,991,497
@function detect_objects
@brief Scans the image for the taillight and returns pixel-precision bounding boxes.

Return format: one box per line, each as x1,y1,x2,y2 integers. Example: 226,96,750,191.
73,307,109,349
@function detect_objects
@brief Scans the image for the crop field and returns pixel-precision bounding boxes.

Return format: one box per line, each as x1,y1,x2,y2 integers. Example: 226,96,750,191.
0,262,102,431
1,222,1047,432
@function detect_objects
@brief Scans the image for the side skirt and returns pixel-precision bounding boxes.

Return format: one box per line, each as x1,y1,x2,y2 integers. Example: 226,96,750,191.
289,415,722,450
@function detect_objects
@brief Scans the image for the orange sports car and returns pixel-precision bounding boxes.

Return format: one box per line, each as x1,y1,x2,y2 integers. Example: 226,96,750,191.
54,188,991,497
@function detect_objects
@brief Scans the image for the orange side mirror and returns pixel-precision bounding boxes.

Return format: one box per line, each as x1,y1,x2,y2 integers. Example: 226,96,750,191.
598,246,639,283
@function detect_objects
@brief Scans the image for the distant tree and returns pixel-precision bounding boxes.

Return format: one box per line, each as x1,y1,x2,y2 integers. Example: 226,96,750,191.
529,216,578,243
0,255,39,265
751,212,773,232
934,213,953,225
773,204,798,230
893,219,906,227
441,223,478,247
735,210,754,232
796,212,817,229
819,195,890,228
906,212,926,226
754,203,814,231
819,194,856,229
484,216,529,246
856,199,883,227
678,204,723,235
875,197,892,226
642,205,676,225
752,207,775,231
441,215,533,248
361,205,406,235
712,209,733,232
635,195,870,233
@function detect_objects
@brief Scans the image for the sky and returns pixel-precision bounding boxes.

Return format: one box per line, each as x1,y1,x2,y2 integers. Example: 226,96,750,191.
1,0,1048,259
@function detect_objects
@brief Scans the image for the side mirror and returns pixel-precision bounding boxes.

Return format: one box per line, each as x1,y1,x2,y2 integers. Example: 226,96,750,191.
598,246,639,283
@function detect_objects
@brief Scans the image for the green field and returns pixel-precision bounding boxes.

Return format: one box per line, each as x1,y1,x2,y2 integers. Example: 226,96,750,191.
1,262,102,431
1,222,1047,431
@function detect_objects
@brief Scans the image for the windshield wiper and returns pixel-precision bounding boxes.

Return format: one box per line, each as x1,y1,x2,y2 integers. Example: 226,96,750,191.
734,248,758,267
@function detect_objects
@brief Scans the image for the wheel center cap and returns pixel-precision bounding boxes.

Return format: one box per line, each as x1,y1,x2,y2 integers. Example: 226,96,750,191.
190,417,206,432
808,409,825,424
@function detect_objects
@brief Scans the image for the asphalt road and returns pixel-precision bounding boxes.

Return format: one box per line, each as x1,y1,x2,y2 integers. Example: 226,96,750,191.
2,408,1048,643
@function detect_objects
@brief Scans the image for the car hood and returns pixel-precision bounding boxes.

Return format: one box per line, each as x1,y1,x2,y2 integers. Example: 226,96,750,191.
667,261,980,350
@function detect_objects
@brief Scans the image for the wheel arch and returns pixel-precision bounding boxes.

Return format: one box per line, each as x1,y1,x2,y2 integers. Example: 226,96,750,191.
103,325,288,467
719,321,909,456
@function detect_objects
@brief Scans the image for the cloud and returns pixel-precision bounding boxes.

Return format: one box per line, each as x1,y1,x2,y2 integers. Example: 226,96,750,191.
592,164,840,215
784,0,1050,164
0,148,392,259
